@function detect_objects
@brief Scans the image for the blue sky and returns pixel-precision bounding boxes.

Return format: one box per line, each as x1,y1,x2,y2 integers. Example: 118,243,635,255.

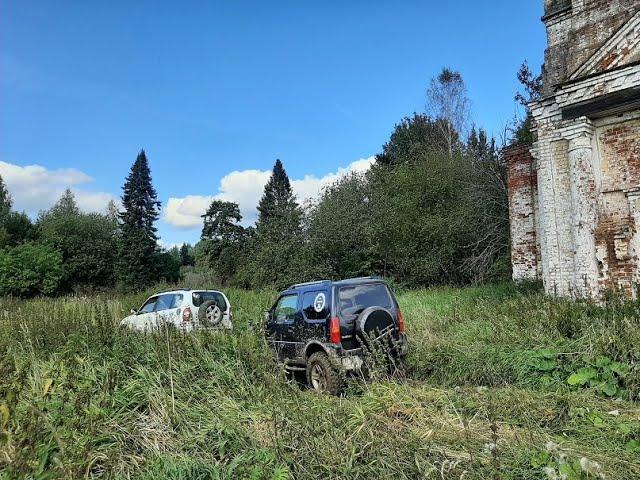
0,1,545,246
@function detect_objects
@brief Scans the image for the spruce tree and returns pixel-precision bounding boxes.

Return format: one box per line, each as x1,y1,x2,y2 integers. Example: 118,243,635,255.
256,159,298,227
106,199,119,222
250,159,303,288
117,150,161,288
50,189,80,217
179,243,194,266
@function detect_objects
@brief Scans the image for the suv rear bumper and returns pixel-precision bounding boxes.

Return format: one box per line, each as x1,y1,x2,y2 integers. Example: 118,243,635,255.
326,332,408,372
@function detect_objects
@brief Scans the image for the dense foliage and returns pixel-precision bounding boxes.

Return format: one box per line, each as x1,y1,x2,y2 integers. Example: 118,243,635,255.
246,160,306,288
0,152,180,297
198,201,249,284
1,284,639,478
38,191,118,290
0,243,64,296
0,68,513,295
197,119,509,289
191,69,511,289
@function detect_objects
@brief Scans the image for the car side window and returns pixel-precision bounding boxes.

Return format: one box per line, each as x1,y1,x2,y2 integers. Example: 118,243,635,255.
172,294,183,308
302,291,329,320
274,295,298,323
139,296,158,314
155,293,179,312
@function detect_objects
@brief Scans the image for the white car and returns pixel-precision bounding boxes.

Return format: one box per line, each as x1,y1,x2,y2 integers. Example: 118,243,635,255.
120,289,233,332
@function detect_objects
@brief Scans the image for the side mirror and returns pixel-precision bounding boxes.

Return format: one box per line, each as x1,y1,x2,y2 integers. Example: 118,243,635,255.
130,309,138,315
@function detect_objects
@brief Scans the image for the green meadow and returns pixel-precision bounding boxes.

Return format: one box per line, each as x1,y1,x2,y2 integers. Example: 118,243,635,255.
1,283,639,479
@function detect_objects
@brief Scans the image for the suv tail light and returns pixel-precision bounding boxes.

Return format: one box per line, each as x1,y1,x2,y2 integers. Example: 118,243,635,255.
182,306,193,322
397,309,405,333
329,316,341,344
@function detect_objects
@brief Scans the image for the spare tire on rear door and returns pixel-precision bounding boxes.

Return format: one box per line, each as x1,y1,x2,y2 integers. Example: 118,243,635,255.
198,300,223,327
356,306,396,345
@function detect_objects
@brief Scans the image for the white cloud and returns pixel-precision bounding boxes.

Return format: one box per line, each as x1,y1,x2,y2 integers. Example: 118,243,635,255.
291,157,374,203
164,195,214,229
157,239,184,251
162,157,375,230
217,169,273,219
0,160,116,215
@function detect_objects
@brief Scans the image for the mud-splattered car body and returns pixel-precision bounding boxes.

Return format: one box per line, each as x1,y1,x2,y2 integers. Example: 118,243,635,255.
265,277,407,393
120,289,233,332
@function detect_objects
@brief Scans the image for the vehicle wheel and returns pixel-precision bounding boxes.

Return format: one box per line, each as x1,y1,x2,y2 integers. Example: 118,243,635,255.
306,352,344,396
198,300,223,327
356,307,395,344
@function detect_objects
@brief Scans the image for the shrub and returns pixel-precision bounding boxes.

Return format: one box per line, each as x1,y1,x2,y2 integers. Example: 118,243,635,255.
0,243,65,297
38,212,118,290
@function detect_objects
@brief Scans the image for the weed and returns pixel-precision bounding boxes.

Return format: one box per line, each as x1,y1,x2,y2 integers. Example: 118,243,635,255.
0,284,639,478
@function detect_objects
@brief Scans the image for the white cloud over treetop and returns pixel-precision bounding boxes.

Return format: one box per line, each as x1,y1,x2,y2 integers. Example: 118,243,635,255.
163,195,215,229
0,156,375,229
0,160,116,215
163,157,375,230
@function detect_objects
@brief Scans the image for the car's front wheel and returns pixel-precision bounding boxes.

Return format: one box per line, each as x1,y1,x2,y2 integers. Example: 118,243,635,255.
306,352,344,396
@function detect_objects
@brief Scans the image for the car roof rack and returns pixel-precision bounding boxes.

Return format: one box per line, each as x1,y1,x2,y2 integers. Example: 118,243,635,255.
288,277,383,290
158,287,197,293
288,280,331,290
336,276,381,282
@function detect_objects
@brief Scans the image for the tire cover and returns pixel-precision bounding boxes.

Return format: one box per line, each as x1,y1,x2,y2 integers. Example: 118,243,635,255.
198,300,222,326
356,307,395,340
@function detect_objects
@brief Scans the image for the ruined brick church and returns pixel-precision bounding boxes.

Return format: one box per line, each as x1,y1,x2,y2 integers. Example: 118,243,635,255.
507,0,640,299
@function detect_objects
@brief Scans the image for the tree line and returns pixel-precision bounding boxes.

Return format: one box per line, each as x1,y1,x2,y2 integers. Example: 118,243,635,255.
0,66,539,296
196,68,517,290
0,151,184,296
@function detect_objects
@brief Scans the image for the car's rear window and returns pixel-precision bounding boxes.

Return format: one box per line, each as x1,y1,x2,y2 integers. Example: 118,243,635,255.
192,291,227,309
338,283,393,316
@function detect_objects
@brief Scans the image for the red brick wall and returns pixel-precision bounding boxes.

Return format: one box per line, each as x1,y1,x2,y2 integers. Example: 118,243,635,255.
595,119,640,296
595,213,634,295
504,144,540,280
599,119,640,192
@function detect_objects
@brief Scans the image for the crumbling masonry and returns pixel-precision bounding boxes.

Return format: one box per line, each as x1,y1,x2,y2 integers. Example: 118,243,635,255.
507,0,640,298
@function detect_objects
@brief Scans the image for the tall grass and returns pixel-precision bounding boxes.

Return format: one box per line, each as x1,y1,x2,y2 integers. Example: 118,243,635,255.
0,284,639,479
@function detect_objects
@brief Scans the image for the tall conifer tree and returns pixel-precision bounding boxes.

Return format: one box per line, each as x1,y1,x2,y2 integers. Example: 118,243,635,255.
50,188,80,217
250,159,303,288
106,199,119,223
117,150,161,287
256,159,298,227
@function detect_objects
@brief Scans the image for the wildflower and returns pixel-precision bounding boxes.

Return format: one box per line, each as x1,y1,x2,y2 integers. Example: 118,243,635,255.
579,457,603,477
484,442,497,454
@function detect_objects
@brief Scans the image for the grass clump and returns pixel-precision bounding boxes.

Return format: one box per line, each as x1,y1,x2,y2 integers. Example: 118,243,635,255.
0,283,639,479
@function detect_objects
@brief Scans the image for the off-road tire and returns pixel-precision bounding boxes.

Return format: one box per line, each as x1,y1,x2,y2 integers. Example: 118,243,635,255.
306,352,345,396
198,300,223,327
